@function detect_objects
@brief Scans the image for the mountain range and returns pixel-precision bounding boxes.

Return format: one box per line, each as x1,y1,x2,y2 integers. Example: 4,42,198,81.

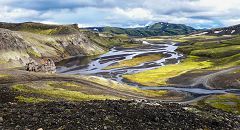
195,24,240,36
86,22,240,37
85,22,197,37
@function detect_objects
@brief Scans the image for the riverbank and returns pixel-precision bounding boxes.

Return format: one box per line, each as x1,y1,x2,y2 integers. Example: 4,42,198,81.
129,35,240,89
0,69,192,102
57,40,240,99
57,41,182,83
55,38,240,116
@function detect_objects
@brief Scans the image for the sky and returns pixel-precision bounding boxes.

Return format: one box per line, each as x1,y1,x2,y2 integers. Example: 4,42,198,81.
0,0,240,29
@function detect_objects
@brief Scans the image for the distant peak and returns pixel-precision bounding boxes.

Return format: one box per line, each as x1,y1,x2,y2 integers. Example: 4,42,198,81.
156,22,167,24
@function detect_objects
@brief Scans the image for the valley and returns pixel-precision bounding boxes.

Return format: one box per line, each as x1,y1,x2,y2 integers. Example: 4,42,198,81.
57,39,240,97
0,22,240,129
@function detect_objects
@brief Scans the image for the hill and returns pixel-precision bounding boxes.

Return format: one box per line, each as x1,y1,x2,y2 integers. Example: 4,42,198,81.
85,22,197,37
0,22,81,35
0,22,133,68
194,24,240,36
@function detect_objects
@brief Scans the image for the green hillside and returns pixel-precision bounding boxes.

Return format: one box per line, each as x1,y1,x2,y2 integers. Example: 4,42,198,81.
0,22,80,35
86,22,197,37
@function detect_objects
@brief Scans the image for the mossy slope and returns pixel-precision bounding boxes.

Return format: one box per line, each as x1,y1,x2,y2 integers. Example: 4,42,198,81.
123,56,212,86
13,83,119,101
204,94,240,115
7,72,173,103
124,35,240,87
105,54,163,70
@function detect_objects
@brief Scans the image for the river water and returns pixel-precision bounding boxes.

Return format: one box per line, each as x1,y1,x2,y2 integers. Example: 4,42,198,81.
57,41,240,96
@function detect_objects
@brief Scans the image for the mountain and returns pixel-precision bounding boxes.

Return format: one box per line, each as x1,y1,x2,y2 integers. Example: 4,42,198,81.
0,22,132,68
85,22,197,37
194,24,240,36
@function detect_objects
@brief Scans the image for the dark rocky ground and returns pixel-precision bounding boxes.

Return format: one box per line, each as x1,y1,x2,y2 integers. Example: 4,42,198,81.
0,86,240,130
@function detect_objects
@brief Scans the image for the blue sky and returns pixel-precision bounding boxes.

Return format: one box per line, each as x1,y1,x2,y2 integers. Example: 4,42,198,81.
0,0,240,29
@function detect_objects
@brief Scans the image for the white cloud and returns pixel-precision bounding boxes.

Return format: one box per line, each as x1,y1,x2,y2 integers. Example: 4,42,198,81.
77,23,95,28
0,0,240,28
222,18,240,26
0,6,40,22
113,8,153,20
40,21,59,25
127,22,153,28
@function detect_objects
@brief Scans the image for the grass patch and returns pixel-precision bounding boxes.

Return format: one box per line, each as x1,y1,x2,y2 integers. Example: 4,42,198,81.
137,90,167,97
212,53,240,69
176,35,240,70
105,54,163,70
16,96,49,103
48,82,85,91
204,94,240,115
12,84,119,101
0,59,7,64
0,74,9,78
190,45,240,58
145,35,218,43
27,47,42,58
177,35,240,57
48,82,81,88
232,69,240,74
179,35,218,40
83,76,167,97
123,56,212,86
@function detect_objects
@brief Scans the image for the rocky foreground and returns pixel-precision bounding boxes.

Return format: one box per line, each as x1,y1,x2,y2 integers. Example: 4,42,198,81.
0,86,239,130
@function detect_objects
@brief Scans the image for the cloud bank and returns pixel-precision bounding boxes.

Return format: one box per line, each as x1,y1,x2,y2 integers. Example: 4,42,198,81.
0,0,240,28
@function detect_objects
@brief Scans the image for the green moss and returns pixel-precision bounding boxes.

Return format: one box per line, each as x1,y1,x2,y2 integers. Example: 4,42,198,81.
16,96,49,103
176,35,240,70
83,76,168,97
48,82,80,87
232,69,240,74
123,56,212,86
0,74,9,78
12,84,119,101
137,90,167,97
180,35,218,40
145,35,219,44
210,53,240,69
27,47,41,58
38,88,118,101
48,82,85,91
190,45,240,58
0,59,7,64
178,35,240,58
13,84,31,92
105,54,163,70
204,94,240,115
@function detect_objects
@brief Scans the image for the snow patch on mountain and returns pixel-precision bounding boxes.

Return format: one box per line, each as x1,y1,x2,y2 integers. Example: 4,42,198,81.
214,30,223,34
